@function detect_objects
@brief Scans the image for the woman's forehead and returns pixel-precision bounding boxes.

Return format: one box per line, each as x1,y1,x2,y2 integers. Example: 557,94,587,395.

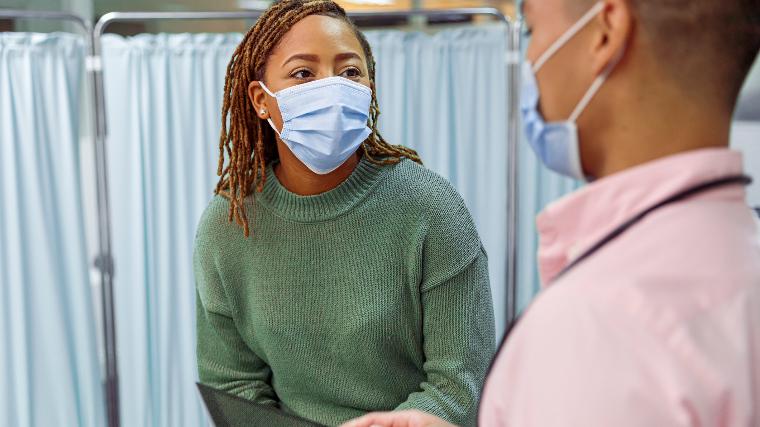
269,15,366,62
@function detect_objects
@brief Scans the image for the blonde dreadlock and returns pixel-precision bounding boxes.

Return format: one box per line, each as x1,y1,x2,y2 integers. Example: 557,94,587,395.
216,0,422,236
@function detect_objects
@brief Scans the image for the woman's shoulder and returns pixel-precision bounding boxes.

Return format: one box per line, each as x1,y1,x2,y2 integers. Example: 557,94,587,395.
384,159,484,289
194,194,247,254
381,158,480,241
197,194,232,233
382,158,469,215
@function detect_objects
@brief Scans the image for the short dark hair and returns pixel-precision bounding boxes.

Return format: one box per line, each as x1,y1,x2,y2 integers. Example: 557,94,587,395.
570,0,760,106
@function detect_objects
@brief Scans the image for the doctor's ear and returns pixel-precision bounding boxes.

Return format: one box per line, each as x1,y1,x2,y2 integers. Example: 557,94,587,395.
248,81,270,119
591,0,633,75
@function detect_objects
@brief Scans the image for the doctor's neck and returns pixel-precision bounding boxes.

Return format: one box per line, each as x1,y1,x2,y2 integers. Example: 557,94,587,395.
580,55,734,180
568,0,759,180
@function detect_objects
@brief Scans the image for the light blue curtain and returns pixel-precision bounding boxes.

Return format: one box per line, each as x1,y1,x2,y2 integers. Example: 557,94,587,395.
101,33,242,427
0,33,105,427
100,26,514,426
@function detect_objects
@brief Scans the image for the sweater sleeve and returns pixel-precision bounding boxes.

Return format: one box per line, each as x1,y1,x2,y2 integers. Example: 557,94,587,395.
194,202,278,406
395,249,496,426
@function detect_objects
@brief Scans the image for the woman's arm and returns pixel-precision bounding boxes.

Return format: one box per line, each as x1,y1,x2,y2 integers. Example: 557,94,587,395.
194,210,278,405
395,249,495,426
196,291,278,405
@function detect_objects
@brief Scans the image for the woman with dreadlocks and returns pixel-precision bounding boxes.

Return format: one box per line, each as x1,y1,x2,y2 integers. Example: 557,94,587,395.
194,1,495,425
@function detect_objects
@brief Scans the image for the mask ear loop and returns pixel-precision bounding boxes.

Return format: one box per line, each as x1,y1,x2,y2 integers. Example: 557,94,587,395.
532,1,606,73
569,46,626,122
258,81,282,137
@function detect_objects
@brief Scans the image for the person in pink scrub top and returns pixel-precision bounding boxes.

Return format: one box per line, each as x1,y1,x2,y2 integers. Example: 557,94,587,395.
343,0,760,426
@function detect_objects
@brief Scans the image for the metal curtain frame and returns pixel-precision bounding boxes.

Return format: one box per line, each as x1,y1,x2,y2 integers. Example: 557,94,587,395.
91,5,521,331
506,20,521,330
0,8,122,427
93,7,509,34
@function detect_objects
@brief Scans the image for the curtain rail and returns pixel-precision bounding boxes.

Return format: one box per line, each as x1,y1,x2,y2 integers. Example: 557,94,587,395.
92,8,508,37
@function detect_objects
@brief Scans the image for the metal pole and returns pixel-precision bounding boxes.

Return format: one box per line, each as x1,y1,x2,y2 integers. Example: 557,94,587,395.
93,8,508,36
348,7,507,23
505,20,522,327
88,29,120,427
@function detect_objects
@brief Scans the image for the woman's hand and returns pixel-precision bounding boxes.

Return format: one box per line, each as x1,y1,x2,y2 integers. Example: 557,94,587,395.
340,410,457,427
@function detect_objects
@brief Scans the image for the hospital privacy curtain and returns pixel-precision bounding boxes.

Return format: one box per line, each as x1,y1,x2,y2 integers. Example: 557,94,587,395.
101,33,240,427
0,32,105,427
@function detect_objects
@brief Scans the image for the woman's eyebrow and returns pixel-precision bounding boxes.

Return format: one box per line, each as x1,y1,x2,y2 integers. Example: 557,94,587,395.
282,53,319,67
335,52,362,62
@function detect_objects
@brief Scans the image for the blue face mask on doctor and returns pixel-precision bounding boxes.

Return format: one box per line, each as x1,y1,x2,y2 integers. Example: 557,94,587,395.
521,1,623,181
260,76,373,175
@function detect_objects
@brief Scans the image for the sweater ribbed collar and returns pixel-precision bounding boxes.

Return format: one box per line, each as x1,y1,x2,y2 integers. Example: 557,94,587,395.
256,157,388,222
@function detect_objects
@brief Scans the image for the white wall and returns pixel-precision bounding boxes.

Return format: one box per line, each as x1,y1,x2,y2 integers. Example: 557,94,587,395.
731,53,760,208
736,56,760,121
731,121,760,208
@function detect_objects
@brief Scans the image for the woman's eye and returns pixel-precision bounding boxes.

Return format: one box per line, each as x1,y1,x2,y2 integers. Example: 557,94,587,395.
340,67,362,78
292,69,314,79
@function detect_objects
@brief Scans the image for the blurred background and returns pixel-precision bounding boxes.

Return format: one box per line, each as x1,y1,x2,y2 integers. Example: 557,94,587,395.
1,0,758,426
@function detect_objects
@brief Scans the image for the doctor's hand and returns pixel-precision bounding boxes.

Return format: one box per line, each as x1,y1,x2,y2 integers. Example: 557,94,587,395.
340,410,457,427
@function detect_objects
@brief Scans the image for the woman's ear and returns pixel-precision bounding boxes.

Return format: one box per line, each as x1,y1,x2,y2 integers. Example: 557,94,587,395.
248,81,270,119
591,0,633,75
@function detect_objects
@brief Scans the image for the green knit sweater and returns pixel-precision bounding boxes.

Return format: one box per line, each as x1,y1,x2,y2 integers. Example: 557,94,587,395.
194,157,495,426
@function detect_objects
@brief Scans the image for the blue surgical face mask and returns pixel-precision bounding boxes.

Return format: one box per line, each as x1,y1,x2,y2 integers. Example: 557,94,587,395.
521,2,622,180
260,76,373,175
